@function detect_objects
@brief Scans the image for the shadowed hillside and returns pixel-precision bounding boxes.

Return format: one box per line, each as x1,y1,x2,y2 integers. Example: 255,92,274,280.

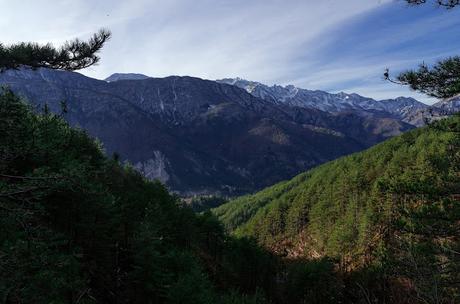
215,115,460,302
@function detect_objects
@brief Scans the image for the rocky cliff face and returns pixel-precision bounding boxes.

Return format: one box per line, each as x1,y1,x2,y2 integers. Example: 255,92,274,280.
0,68,413,195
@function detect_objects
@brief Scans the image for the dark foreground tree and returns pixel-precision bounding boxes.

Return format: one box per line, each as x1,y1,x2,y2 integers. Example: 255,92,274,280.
0,29,111,72
385,1,460,98
385,57,460,98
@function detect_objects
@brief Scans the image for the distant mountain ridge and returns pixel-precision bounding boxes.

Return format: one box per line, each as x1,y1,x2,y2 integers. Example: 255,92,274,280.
105,73,151,82
0,68,418,195
217,77,426,113
218,77,460,126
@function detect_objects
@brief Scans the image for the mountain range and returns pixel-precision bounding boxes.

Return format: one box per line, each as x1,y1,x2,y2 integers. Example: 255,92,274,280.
0,69,457,195
218,77,459,126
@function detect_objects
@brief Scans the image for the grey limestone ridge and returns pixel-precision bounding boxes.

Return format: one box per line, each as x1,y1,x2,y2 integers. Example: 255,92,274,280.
2,68,456,195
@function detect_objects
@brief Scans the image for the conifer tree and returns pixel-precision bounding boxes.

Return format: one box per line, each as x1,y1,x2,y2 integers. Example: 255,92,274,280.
0,29,111,72
385,1,460,98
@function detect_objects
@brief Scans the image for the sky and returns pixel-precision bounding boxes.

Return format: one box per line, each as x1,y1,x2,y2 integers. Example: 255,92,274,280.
2,0,460,104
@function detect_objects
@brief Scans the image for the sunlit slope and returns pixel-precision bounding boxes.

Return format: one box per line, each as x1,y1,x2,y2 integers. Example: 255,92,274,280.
214,115,460,260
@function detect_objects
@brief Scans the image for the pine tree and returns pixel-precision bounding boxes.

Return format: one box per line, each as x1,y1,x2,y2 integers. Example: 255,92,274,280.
0,29,111,72
385,2,460,98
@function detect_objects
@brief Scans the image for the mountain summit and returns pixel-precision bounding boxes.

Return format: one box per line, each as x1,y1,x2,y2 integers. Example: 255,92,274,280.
105,73,151,82
218,78,431,124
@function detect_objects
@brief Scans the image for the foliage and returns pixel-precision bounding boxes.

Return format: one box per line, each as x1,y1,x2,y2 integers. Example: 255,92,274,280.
387,1,460,99
0,29,111,72
215,115,460,303
385,57,460,99
0,89,286,303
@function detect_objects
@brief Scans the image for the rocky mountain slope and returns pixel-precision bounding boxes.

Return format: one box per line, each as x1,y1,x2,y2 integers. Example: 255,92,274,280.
218,78,460,126
0,68,413,195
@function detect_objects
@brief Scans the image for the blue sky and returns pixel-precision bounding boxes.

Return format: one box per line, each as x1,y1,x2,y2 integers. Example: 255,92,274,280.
2,0,460,104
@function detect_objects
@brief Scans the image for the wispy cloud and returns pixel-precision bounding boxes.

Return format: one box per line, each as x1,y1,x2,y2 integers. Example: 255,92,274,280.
2,0,459,103
287,2,460,104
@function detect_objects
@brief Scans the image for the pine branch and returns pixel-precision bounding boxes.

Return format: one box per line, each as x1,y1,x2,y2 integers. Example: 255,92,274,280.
385,57,460,99
0,29,111,72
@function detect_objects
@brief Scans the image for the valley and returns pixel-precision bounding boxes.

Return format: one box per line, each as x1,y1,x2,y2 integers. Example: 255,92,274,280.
2,2,460,302
3,68,455,197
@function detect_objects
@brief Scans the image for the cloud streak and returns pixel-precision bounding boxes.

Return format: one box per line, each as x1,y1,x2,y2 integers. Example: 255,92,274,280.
289,2,460,103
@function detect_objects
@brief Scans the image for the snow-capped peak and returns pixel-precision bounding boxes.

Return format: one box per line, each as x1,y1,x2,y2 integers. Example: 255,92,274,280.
217,77,431,122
